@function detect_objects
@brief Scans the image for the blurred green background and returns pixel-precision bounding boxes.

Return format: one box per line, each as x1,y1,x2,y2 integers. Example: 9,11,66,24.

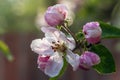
0,0,120,80
0,0,119,34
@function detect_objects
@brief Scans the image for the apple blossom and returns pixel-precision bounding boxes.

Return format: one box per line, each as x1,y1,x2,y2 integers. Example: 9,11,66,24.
30,27,80,77
79,51,100,70
44,4,68,26
83,22,102,44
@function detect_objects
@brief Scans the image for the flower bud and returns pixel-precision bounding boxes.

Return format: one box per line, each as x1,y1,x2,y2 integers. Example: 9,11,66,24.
83,22,102,44
37,55,50,71
79,51,100,70
44,4,68,26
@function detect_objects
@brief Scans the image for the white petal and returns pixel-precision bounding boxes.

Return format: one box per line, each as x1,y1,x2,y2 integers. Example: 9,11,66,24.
41,27,67,44
66,49,80,71
45,33,57,43
30,38,54,56
41,27,57,33
41,27,59,42
45,52,63,77
66,36,76,50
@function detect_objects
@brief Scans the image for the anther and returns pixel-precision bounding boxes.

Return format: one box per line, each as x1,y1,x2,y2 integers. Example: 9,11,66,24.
52,41,55,44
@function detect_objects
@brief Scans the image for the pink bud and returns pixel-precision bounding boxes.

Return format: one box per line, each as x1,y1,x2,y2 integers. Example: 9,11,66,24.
37,55,50,71
83,22,102,44
44,4,68,26
79,51,100,70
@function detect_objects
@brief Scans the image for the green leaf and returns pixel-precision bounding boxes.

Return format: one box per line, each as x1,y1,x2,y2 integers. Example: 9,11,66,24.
49,57,68,80
0,40,14,61
91,44,116,74
75,31,84,41
100,22,120,39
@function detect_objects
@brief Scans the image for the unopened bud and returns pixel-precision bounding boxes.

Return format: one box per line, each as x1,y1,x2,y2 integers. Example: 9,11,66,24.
44,4,68,26
79,51,100,70
83,22,102,44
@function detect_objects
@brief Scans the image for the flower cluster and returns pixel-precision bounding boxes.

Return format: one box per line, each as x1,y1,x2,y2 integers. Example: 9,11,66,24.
30,4,102,78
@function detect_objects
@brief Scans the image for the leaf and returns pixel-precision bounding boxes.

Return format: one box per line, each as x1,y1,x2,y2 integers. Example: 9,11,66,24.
49,57,68,80
75,31,84,41
0,40,14,61
100,22,120,39
91,44,116,74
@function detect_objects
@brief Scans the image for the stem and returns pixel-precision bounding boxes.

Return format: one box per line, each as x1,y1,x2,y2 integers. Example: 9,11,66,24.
62,24,77,45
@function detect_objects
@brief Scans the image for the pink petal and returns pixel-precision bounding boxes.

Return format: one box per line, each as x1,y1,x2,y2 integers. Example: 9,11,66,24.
37,55,50,71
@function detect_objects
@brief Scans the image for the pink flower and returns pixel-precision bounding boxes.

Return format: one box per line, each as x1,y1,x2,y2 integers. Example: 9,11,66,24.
30,27,80,77
79,51,100,70
83,22,102,44
44,4,68,26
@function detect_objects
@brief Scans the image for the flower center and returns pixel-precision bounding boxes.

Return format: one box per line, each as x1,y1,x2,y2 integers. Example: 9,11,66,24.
51,41,67,52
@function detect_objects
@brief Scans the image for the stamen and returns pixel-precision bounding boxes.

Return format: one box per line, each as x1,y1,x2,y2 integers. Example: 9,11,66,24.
54,50,56,52
51,46,54,49
52,41,55,44
51,41,66,52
